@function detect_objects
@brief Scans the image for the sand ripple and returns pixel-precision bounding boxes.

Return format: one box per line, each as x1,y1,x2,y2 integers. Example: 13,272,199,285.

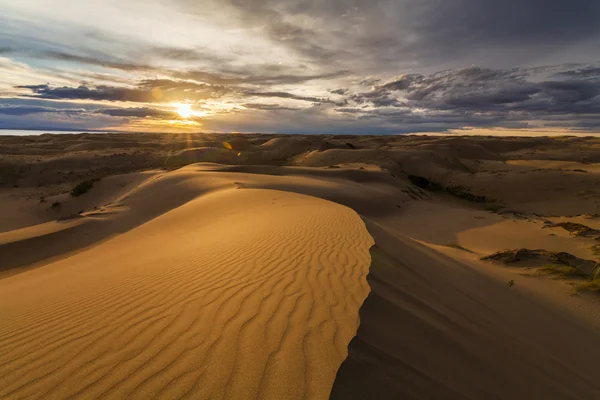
0,189,373,400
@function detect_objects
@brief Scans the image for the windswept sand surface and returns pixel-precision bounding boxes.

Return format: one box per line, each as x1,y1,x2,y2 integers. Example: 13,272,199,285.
0,188,372,399
2,133,600,399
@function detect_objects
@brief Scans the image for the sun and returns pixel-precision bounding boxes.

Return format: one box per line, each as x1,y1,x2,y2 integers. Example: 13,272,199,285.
176,103,193,118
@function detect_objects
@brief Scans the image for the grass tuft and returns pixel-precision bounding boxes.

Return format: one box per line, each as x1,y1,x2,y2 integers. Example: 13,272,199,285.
574,279,600,293
70,178,99,197
539,265,587,278
591,245,600,260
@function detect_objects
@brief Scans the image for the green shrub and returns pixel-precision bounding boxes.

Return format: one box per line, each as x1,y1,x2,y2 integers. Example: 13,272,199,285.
574,279,600,293
445,185,488,203
71,178,98,197
408,175,442,191
539,265,587,278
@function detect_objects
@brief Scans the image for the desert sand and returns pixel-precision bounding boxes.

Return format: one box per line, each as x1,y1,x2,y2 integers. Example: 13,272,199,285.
1,132,600,399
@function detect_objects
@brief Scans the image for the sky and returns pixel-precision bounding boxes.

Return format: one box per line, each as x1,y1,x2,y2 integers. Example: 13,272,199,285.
1,0,600,134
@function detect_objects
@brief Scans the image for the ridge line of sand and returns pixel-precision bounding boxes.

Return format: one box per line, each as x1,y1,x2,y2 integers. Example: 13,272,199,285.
0,187,374,399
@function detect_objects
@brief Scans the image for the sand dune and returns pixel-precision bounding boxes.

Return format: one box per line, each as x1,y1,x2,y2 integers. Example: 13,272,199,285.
331,221,600,399
0,187,373,399
2,133,600,399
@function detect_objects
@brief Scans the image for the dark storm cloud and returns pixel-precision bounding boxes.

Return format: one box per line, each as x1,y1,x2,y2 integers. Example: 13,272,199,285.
342,65,600,129
17,84,155,102
0,101,177,120
424,0,600,44
350,90,403,107
0,105,83,116
351,66,600,112
195,0,600,70
555,66,600,79
0,97,112,111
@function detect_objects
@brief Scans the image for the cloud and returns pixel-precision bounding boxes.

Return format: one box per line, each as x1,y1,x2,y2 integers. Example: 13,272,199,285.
245,91,331,103
3,0,600,133
94,107,180,119
0,105,83,115
40,51,152,72
174,69,346,86
15,80,336,105
15,80,232,103
137,79,231,97
329,88,347,95
243,103,301,111
39,47,231,71
554,66,600,79
340,64,600,129
10,63,600,132
197,0,600,72
17,84,156,102
150,45,231,63
0,102,177,120
10,44,346,87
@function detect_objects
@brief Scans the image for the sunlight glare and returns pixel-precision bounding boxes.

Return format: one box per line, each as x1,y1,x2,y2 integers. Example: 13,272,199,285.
176,103,193,118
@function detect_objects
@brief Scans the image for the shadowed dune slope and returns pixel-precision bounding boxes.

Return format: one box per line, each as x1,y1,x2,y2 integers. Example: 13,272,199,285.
330,221,600,399
0,188,373,400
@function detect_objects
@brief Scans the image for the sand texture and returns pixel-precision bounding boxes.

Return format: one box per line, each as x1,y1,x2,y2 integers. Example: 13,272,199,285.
2,133,600,399
0,187,372,399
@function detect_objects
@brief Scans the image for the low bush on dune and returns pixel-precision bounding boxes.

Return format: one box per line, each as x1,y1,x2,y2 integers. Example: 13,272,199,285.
482,249,597,272
70,178,99,197
485,248,600,294
576,266,600,292
445,185,487,203
539,265,588,278
575,279,600,293
544,222,600,238
592,245,600,260
408,175,489,203
408,175,442,191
